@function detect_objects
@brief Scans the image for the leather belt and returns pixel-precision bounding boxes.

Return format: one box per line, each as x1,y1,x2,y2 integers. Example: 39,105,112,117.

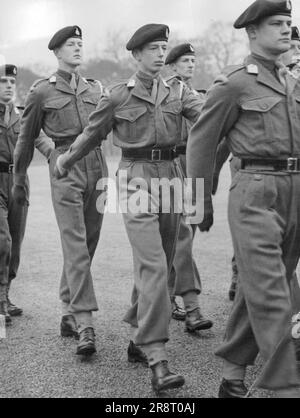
122,147,177,161
0,162,14,173
174,145,187,156
241,158,300,172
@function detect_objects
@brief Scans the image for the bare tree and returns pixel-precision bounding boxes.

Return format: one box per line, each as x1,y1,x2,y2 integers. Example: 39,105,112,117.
191,21,248,87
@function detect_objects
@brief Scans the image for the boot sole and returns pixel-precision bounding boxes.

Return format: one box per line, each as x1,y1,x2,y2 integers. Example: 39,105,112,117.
60,323,80,340
8,311,23,317
76,345,96,356
153,377,185,393
186,321,213,333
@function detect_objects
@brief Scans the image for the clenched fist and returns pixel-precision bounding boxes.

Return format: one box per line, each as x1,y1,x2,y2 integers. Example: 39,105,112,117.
54,154,68,179
12,185,28,206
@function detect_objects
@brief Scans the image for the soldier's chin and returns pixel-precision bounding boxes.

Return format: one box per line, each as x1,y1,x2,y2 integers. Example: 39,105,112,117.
71,58,83,66
278,43,291,53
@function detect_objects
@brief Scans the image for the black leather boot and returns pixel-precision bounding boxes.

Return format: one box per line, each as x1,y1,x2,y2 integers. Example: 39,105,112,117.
151,361,185,393
6,283,23,316
76,327,96,356
171,299,186,321
185,308,213,332
218,379,248,398
128,341,148,366
60,315,79,339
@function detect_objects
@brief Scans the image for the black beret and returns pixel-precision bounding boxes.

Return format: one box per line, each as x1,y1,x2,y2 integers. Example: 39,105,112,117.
48,26,82,50
292,26,300,41
234,0,292,29
165,43,195,65
0,64,17,78
126,24,169,51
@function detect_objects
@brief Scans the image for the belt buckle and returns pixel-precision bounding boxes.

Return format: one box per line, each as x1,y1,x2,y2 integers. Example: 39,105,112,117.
287,158,299,172
8,164,14,174
151,149,162,161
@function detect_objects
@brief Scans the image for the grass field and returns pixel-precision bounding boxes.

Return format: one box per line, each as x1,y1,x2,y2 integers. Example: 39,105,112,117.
0,158,274,398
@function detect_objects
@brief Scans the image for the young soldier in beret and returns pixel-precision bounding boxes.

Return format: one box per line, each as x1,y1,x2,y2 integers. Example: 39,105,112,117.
187,0,300,397
213,26,300,307
0,65,52,324
54,23,203,393
13,26,108,356
165,43,213,332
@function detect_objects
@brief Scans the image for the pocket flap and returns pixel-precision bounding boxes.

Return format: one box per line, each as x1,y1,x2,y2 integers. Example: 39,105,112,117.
44,97,72,110
241,97,282,112
82,97,99,105
115,106,147,122
162,100,182,114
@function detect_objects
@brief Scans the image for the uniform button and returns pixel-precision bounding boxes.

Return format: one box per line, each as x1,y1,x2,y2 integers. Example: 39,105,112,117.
254,174,262,181
261,104,268,110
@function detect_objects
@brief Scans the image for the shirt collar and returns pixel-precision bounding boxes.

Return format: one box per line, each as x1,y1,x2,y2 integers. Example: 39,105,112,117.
251,53,277,73
57,69,79,83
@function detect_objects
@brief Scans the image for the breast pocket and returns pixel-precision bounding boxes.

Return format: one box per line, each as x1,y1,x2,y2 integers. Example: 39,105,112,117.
162,100,182,137
114,106,147,142
240,96,283,155
44,97,74,132
82,96,99,117
241,96,282,137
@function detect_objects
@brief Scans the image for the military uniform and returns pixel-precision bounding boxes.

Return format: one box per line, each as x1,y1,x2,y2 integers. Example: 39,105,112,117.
57,71,201,343
166,75,202,312
0,64,52,322
187,51,300,390
0,104,28,310
13,70,108,326
165,42,212,329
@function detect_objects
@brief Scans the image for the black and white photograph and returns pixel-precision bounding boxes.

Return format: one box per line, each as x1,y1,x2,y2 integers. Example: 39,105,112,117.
1,0,300,401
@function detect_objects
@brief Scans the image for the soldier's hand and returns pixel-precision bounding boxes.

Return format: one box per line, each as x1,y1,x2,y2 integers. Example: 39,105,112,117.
212,171,220,195
199,212,214,232
54,154,68,179
12,185,28,206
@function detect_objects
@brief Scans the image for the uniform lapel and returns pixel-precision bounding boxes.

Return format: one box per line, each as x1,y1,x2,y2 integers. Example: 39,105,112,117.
156,76,170,107
256,66,286,95
54,73,75,95
245,56,287,96
130,75,156,105
76,76,89,95
0,103,10,128
8,106,20,128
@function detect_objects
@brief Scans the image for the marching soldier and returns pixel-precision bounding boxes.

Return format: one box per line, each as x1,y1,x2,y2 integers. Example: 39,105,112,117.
187,0,300,398
53,24,202,393
165,44,213,332
13,26,108,356
213,25,300,304
0,65,52,324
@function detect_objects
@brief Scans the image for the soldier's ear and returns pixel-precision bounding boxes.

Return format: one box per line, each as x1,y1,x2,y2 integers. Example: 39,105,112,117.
246,24,258,40
170,63,177,72
132,49,142,62
53,48,61,59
